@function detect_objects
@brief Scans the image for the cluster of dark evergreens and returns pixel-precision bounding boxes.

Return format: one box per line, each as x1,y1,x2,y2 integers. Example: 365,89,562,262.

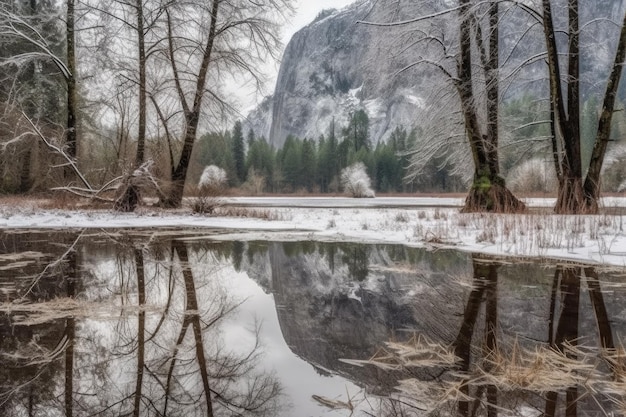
192,110,465,194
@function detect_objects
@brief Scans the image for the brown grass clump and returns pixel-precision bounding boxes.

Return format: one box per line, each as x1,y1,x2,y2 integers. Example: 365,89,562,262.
344,334,626,414
341,334,457,371
212,206,280,220
478,341,600,392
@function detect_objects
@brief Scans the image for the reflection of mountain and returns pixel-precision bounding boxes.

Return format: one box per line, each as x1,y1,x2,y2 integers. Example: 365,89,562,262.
244,242,471,392
243,241,626,412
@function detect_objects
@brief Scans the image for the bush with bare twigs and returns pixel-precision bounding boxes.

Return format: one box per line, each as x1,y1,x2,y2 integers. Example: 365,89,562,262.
341,162,375,198
192,165,228,214
506,157,557,193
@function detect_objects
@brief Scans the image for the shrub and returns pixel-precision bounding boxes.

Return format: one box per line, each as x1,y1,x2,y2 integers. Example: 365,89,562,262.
193,165,228,214
340,162,375,198
199,165,228,192
506,158,557,193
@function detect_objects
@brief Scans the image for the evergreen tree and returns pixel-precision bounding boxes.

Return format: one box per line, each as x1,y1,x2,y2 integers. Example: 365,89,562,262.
375,142,402,192
343,110,370,153
232,120,245,183
195,131,236,186
316,134,330,192
247,128,256,148
0,0,65,193
317,121,340,192
246,135,275,188
328,120,339,177
280,135,303,190
301,138,317,191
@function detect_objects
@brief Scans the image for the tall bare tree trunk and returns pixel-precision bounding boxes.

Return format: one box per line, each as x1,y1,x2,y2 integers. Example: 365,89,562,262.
115,0,148,212
65,0,78,180
458,0,524,213
543,0,626,213
583,10,626,212
162,1,220,208
135,0,146,167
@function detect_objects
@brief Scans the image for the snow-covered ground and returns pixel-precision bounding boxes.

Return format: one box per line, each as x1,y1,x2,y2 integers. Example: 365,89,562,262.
1,196,626,267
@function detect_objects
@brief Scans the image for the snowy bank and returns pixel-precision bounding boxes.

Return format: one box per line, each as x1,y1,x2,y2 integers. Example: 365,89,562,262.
1,197,625,267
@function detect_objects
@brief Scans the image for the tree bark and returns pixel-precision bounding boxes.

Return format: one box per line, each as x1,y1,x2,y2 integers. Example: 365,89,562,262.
458,0,524,213
543,0,626,213
65,0,78,179
162,1,220,208
583,9,626,211
115,0,148,212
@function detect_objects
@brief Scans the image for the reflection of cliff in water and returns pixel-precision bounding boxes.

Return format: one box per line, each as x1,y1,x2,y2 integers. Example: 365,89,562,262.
242,241,626,413
3,231,626,415
243,242,471,391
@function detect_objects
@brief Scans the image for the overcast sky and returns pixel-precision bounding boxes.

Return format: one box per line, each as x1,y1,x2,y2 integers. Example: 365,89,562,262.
237,0,356,113
283,0,356,44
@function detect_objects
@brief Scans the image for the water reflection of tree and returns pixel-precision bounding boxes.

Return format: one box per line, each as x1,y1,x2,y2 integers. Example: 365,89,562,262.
170,240,281,416
453,258,499,416
0,232,82,416
354,256,624,416
0,234,282,416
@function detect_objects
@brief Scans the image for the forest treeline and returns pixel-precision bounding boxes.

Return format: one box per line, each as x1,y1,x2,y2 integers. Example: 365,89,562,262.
194,111,465,194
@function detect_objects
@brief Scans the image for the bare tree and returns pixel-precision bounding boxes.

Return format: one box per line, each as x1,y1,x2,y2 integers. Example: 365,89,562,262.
66,0,78,173
540,0,626,213
0,1,67,192
157,0,293,208
93,0,166,211
359,0,525,212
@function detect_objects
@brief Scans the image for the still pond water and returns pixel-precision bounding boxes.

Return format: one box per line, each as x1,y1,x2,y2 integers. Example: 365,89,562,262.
1,229,625,416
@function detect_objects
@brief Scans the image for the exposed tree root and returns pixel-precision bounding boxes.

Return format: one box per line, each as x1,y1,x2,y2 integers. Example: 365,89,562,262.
461,177,526,213
555,177,598,214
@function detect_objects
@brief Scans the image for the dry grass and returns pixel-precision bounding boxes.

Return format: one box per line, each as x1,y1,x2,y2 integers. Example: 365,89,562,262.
341,334,457,371
344,334,626,414
478,342,600,392
0,297,160,325
212,206,281,220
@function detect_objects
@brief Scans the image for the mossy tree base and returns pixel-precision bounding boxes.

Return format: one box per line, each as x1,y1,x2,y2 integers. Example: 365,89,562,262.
461,175,526,213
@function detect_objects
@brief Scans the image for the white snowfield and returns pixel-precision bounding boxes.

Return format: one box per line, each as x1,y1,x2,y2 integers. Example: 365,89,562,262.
1,196,626,267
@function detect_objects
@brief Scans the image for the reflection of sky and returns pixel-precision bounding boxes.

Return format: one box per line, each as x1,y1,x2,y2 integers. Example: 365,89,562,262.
215,264,364,417
81,245,364,416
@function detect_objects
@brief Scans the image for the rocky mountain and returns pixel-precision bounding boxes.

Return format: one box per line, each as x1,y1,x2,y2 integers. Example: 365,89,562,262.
246,0,626,150
247,0,438,148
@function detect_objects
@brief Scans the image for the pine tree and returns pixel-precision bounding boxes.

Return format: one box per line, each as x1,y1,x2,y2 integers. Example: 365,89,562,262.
232,121,245,184
301,138,317,191
280,135,303,190
343,110,370,153
247,128,256,148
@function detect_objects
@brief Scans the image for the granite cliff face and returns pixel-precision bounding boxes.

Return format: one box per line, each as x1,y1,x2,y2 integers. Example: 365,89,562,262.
248,0,435,148
246,0,626,150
